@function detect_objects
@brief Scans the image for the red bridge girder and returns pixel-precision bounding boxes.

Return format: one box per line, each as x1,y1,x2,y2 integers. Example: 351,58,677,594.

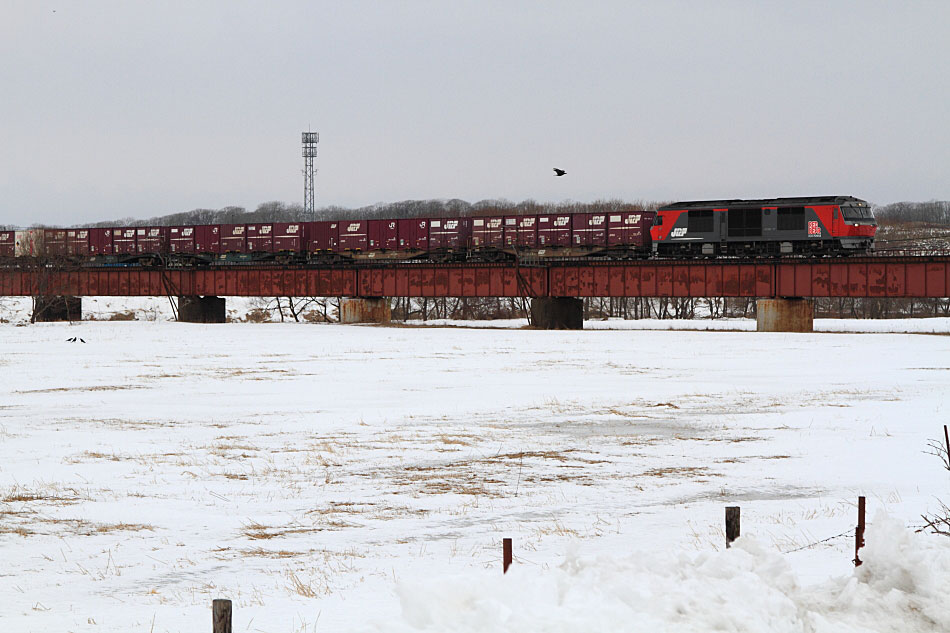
1,257,949,299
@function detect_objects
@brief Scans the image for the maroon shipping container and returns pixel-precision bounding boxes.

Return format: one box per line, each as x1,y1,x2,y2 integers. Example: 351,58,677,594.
397,218,428,251
0,230,14,257
537,214,572,247
308,221,340,252
137,226,165,254
195,225,220,254
607,211,655,247
66,229,91,256
169,226,196,254
572,213,607,247
369,219,398,251
428,218,471,250
517,216,538,248
89,228,113,256
247,224,273,253
44,229,68,257
113,227,138,255
339,220,368,251
220,224,247,253
471,216,504,249
273,222,303,252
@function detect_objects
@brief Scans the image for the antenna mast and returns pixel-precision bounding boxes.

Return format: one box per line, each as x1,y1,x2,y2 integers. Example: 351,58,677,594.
302,131,319,220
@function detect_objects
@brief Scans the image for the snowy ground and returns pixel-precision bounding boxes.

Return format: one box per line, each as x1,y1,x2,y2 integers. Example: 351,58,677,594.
1,303,949,631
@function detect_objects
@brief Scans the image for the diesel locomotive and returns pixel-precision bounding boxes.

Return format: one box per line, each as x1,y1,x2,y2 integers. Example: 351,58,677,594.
651,196,876,257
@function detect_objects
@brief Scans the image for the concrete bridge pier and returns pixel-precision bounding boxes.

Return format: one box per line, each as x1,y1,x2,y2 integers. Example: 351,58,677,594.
530,297,584,330
178,296,226,323
32,296,82,322
756,298,814,332
340,297,392,324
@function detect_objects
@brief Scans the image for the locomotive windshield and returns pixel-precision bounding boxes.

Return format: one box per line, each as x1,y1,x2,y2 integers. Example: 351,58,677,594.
840,204,875,222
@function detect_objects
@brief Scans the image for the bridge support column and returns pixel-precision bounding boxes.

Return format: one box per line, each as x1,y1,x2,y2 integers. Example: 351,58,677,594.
340,297,392,324
530,297,584,330
32,296,82,323
178,296,226,323
756,298,814,333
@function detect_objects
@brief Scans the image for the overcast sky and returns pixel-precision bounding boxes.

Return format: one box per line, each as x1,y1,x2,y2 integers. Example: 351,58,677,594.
1,2,947,225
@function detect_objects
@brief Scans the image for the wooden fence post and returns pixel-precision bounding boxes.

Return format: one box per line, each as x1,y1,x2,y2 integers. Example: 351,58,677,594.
503,537,512,573
213,599,232,633
854,496,866,567
725,506,740,548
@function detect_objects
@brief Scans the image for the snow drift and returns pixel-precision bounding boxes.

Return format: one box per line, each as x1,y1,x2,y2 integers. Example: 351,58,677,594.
382,515,949,632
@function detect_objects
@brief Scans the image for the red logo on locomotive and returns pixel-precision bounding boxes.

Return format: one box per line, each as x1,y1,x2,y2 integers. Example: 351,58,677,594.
808,221,820,236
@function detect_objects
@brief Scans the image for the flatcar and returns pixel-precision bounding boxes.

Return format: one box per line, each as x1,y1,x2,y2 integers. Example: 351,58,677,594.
651,196,876,257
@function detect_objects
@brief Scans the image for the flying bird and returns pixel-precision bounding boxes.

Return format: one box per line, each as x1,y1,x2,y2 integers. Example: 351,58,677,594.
553,168,566,177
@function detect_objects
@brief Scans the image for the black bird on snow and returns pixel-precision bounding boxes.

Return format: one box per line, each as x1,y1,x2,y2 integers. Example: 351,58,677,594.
66,337,76,342
553,168,566,177
80,338,86,343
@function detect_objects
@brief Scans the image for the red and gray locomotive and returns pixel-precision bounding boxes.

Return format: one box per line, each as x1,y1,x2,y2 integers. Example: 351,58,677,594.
650,196,875,257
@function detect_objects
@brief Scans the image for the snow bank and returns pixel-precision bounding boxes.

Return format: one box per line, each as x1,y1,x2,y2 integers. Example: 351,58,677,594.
418,316,950,334
380,516,949,633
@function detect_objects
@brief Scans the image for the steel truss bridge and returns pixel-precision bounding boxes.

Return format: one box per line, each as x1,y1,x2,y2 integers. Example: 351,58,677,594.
2,255,950,299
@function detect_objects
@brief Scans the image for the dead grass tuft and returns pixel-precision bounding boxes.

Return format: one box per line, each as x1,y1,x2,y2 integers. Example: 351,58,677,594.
640,466,716,478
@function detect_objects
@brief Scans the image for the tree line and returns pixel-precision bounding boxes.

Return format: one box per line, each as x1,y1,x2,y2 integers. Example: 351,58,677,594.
76,198,660,228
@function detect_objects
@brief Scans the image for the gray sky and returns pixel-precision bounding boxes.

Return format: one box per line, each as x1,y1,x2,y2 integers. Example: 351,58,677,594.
1,1,947,225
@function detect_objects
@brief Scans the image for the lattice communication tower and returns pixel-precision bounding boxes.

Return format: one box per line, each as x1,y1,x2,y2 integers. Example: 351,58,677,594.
302,132,320,219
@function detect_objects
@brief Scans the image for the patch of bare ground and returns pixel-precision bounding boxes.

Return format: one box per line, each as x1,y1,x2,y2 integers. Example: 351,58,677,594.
15,384,146,394
214,368,293,380
240,517,360,540
2,515,154,537
639,466,718,478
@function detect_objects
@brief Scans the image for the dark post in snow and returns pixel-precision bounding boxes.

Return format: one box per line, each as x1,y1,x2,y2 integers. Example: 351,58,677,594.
944,425,949,463
503,537,512,573
725,506,740,548
213,599,232,633
854,496,866,567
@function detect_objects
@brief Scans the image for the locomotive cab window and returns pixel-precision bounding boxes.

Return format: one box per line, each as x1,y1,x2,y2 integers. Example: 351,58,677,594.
653,215,664,226
842,205,874,221
687,210,714,233
777,207,805,231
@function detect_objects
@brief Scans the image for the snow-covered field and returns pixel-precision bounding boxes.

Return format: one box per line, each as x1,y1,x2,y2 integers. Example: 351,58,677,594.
1,305,949,631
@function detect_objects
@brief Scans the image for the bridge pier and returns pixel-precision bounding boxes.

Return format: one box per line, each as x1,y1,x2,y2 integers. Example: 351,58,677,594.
530,297,584,330
32,296,82,322
340,297,392,324
178,296,226,323
756,298,814,332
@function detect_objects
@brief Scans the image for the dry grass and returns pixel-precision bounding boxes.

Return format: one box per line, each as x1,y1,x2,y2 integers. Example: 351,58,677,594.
240,518,356,540
286,571,320,597
15,385,145,394
2,485,83,504
243,547,310,559
640,466,716,478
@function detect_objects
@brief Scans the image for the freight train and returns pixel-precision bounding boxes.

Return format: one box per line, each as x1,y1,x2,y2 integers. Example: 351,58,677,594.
0,196,875,266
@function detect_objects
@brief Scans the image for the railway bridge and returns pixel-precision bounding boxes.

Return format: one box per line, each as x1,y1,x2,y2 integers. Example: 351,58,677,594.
3,254,949,330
